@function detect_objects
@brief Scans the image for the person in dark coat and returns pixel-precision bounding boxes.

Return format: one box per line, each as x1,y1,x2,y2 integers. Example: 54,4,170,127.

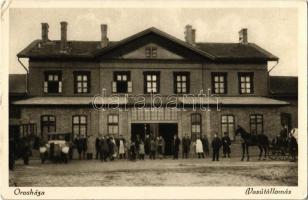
81,134,87,159
288,133,298,162
211,133,222,161
201,135,209,157
144,134,150,156
182,135,191,159
222,132,231,158
149,138,156,160
21,137,31,165
9,137,16,170
100,136,109,162
108,136,116,161
95,135,102,159
172,134,181,159
74,135,82,160
130,141,136,161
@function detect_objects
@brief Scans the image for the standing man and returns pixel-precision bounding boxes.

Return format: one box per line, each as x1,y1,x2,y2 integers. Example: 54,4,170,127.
182,135,190,159
172,134,181,159
149,137,156,160
201,135,209,157
288,132,298,162
95,134,102,160
100,136,109,162
211,133,222,161
144,134,150,157
222,132,231,158
81,134,87,160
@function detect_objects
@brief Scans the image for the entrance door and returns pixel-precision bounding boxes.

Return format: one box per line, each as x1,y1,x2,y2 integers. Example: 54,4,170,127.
159,124,178,155
131,124,150,141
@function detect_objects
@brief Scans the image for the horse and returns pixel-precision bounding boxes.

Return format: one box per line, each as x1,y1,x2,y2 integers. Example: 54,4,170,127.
235,125,269,161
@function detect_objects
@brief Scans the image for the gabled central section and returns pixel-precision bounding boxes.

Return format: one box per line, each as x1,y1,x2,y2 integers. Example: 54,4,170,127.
96,28,211,61
121,43,184,59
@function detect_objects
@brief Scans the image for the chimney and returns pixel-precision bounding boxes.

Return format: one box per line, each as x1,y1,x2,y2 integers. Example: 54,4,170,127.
239,28,248,44
184,25,195,46
100,24,109,48
60,21,68,52
41,23,49,43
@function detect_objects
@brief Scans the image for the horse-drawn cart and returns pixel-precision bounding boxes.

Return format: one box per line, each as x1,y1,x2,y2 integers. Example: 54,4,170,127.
268,141,290,160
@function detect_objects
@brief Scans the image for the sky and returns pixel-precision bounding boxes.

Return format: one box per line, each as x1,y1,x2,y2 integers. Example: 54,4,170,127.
9,7,298,76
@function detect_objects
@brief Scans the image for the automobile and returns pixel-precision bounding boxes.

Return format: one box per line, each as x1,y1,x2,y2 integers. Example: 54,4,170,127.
40,132,72,163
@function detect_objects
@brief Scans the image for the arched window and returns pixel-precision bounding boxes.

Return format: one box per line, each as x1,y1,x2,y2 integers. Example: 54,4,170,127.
191,113,201,141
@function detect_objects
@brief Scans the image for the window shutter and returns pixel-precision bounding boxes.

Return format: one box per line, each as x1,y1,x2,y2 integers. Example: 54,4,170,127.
58,81,62,93
112,82,117,93
44,81,48,93
127,81,132,93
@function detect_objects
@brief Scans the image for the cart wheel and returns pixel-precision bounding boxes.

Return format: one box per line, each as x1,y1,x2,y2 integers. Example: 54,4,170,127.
269,149,277,160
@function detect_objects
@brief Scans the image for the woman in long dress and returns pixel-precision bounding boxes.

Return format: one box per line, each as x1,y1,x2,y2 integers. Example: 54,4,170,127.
196,136,204,159
118,137,125,159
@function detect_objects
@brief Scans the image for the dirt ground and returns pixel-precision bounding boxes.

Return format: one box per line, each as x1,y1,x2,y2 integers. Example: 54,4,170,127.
9,158,297,187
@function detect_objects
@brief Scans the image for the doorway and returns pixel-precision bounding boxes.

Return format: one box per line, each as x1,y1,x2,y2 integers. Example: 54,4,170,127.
159,124,177,155
131,123,178,155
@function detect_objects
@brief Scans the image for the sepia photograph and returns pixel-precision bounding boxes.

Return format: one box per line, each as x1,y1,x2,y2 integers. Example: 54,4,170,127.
1,0,307,199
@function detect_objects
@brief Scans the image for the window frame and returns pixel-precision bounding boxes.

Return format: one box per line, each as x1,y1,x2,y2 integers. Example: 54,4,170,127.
249,114,263,134
73,71,91,94
143,71,160,94
211,72,227,94
238,72,254,94
72,115,87,137
221,114,235,141
174,72,190,94
112,71,131,93
191,113,202,141
107,114,119,136
44,71,62,94
145,46,158,58
41,115,56,137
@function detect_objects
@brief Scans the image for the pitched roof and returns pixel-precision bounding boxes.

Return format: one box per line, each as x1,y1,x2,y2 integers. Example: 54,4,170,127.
9,74,27,95
269,76,298,97
17,27,278,62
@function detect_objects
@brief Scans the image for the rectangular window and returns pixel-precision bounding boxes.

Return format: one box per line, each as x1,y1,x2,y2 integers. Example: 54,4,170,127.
250,114,263,134
41,115,56,136
72,115,87,137
108,114,119,135
145,46,157,58
238,72,254,94
74,71,90,94
174,72,190,94
144,72,160,94
191,113,201,141
112,71,132,93
212,72,227,94
44,71,62,93
221,115,235,140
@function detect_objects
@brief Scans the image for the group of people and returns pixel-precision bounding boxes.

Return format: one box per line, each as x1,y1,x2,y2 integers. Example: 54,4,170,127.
183,132,231,161
9,127,298,170
90,132,232,162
